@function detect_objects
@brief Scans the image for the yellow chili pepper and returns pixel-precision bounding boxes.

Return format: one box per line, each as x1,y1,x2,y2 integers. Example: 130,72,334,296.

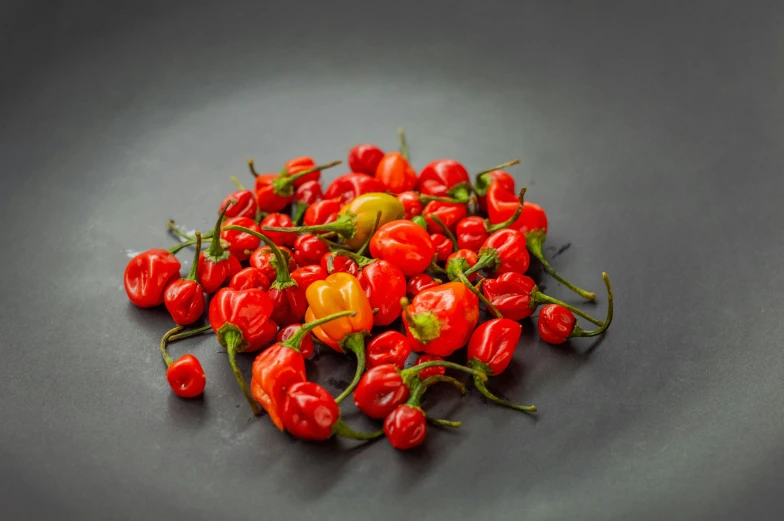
304,272,373,402
261,192,405,251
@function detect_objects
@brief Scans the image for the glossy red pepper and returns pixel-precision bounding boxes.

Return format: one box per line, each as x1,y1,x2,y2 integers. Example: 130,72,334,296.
384,405,427,450
284,156,320,187
422,200,467,235
401,282,480,356
418,159,471,202
159,325,211,398
250,159,340,213
366,331,412,369
375,149,418,194
481,272,606,325
198,201,242,294
397,191,423,219
249,245,294,281
230,267,271,292
220,216,260,261
454,188,525,251
467,318,536,413
303,198,342,227
220,189,258,220
292,233,329,267
323,173,386,204
291,264,327,292
348,144,385,176
446,249,478,283
292,180,323,224
281,381,382,441
209,287,275,414
538,273,614,344
277,323,315,358
473,160,518,211
259,213,296,247
415,354,445,379
164,232,206,325
406,274,440,298
464,228,530,278
251,310,355,429
251,319,279,353
357,259,406,326
369,220,435,277
124,248,181,308
431,233,454,263
321,251,359,276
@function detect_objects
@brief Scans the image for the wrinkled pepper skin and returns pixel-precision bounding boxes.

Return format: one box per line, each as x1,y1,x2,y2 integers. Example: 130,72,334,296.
124,249,181,308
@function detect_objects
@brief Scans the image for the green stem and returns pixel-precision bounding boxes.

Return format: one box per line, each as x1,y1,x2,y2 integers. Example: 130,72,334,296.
355,211,381,257
469,361,537,414
429,259,448,274
224,329,261,416
263,212,356,242
419,194,467,204
332,419,384,440
283,310,357,350
159,326,184,367
475,159,520,178
292,202,307,225
205,200,235,261
185,232,202,281
271,160,342,197
168,236,211,255
167,220,194,241
430,214,458,252
487,187,527,233
421,375,467,394
248,159,260,178
335,333,366,404
571,273,613,337
403,360,487,383
398,127,409,161
231,176,246,190
332,249,376,268
527,230,596,301
533,291,604,327
462,249,498,277
426,415,462,429
447,260,502,318
169,324,212,342
222,225,294,289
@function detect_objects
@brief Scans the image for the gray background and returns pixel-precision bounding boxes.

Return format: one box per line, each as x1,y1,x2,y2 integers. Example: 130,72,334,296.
2,1,783,520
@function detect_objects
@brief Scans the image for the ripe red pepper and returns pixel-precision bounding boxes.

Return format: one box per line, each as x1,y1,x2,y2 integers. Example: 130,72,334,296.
473,160,518,209
369,220,435,277
259,213,296,247
250,159,340,213
406,274,440,298
422,200,467,235
164,232,206,325
418,159,471,202
321,251,359,276
220,216,260,261
455,188,525,251
251,310,355,429
354,361,483,419
291,264,327,292
431,233,454,263
401,282,480,356
249,245,296,281
209,287,275,414
415,354,445,379
375,151,418,194
446,249,478,283
357,259,406,326
220,189,258,220
467,318,536,413
284,156,321,187
292,180,323,224
292,233,329,267
396,191,423,219
303,198,342,226
277,323,315,358
348,144,385,175
384,404,427,450
124,248,181,308
538,273,614,344
251,319,279,353
281,381,382,441
198,201,242,294
230,267,271,292
323,173,386,204
464,228,530,278
481,272,606,325
366,331,412,369
159,325,211,398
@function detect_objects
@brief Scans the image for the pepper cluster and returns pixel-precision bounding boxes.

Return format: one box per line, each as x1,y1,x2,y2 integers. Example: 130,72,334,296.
124,131,614,450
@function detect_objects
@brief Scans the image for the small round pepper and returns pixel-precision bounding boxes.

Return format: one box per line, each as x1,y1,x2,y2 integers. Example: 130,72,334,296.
537,273,614,344
348,144,385,175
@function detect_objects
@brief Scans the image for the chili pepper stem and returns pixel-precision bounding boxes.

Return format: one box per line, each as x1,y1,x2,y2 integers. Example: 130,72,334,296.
168,236,212,255
463,249,498,277
184,232,202,281
427,416,462,428
204,200,235,261
527,230,597,301
401,297,442,344
446,259,503,318
332,419,384,441
476,159,520,178
430,214,458,252
355,211,382,257
429,259,448,275
169,324,212,342
159,326,184,367
224,329,261,416
248,159,260,178
292,202,307,225
222,225,296,290
421,375,467,394
571,273,613,337
398,127,409,161
271,160,342,197
419,194,468,204
333,249,376,268
403,360,488,384
230,176,246,190
167,220,194,241
486,188,527,233
533,291,604,327
284,310,357,350
335,333,367,404
468,360,537,414
263,212,357,243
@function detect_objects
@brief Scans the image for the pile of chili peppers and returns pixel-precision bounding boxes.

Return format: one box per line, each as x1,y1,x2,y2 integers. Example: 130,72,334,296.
125,131,614,450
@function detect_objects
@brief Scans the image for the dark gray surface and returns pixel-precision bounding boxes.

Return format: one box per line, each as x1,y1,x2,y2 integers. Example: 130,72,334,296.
2,1,784,520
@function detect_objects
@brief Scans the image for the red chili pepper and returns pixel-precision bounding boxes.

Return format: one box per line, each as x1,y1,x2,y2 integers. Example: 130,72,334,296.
208,287,274,414
422,200,467,235
277,323,315,358
323,173,386,204
538,273,614,344
164,232,206,325
375,152,418,194
348,144,385,176
415,354,445,379
220,189,258,220
354,361,482,419
366,331,412,369
251,310,355,429
250,159,340,213
259,213,296,247
357,259,406,326
303,198,342,227
396,191,423,219
198,201,242,294
431,233,454,263
465,228,530,278
281,381,383,441
292,180,323,224
321,251,359,276
418,159,471,202
292,233,329,267
230,267,271,292
220,216,260,261
250,319,279,352
401,282,480,356
454,188,525,251
284,156,320,187
466,318,536,413
481,272,606,325
406,274,440,298
249,245,295,280
369,220,435,277
124,249,181,308
159,325,211,398
446,249,478,283
291,264,327,292
384,405,427,450
473,161,518,211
